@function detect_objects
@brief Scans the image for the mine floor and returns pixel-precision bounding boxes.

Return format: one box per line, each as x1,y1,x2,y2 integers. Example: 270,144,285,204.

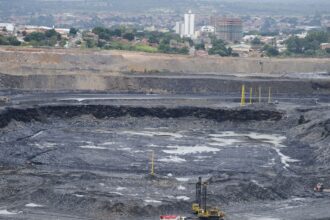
0,92,329,220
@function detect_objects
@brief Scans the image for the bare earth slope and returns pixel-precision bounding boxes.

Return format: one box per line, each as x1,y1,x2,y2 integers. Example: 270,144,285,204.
0,47,330,93
1,47,330,76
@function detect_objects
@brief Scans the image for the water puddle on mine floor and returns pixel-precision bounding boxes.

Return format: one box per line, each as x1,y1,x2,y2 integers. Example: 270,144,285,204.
107,129,299,170
26,125,299,173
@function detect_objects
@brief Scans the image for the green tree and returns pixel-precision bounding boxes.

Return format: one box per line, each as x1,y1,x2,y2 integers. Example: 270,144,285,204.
179,47,189,55
123,32,135,41
251,37,262,45
195,43,205,50
0,35,9,45
24,32,46,42
158,40,171,53
305,40,321,51
148,34,159,44
69,27,78,36
59,39,67,47
208,39,230,56
0,35,21,46
262,44,279,56
306,31,329,43
86,39,97,48
45,29,61,40
92,27,111,40
111,29,122,37
285,31,330,56
266,47,279,56
97,39,107,48
285,36,305,54
92,27,123,40
24,29,61,47
7,36,21,46
304,49,315,56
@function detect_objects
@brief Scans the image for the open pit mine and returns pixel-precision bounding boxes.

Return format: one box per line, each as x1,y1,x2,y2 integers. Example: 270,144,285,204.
0,47,329,220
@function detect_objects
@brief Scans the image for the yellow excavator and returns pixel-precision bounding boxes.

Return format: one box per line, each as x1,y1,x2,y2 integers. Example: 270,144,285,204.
192,177,225,220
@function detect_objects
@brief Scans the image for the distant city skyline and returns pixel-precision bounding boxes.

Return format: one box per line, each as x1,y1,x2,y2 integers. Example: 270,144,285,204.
175,10,195,39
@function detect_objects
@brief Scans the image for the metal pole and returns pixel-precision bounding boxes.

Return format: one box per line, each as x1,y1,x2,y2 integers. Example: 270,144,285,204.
202,182,207,212
249,87,253,104
151,150,154,175
196,177,202,207
240,85,246,106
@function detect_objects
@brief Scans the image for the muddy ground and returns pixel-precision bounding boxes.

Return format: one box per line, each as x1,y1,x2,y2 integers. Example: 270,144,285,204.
0,93,329,220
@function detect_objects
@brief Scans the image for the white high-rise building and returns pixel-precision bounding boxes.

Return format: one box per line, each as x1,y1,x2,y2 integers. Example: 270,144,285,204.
184,10,195,38
175,21,185,38
174,10,195,38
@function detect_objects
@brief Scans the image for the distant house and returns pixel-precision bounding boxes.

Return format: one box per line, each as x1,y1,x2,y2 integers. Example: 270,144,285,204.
230,44,252,57
21,25,53,34
18,26,69,38
320,43,330,50
200,26,215,33
243,35,258,43
54,28,70,38
0,23,15,33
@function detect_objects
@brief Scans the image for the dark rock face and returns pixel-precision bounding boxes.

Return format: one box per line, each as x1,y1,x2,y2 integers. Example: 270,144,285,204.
0,105,283,129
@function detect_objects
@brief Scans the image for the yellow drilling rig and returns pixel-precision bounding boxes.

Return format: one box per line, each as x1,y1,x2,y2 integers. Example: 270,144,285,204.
192,177,225,220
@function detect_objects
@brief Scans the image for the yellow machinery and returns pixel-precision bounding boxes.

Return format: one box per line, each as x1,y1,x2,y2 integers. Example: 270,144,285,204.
192,177,202,214
192,203,200,214
192,177,225,220
240,85,246,106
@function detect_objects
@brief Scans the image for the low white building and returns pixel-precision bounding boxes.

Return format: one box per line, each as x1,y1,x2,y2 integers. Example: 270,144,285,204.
295,32,308,39
0,23,15,33
230,43,252,57
243,35,258,42
321,43,330,50
200,26,215,33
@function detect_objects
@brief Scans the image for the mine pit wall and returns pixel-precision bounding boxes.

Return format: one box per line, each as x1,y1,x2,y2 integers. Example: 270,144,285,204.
1,48,330,75
0,73,330,95
0,105,283,129
0,48,330,94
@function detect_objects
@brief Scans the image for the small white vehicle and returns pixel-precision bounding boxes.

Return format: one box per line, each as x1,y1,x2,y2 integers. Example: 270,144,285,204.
0,96,10,105
160,215,187,220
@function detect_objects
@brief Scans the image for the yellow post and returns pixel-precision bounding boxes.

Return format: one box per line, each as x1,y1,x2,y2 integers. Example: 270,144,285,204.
249,87,253,104
258,87,261,103
151,150,154,176
268,87,271,103
240,85,246,106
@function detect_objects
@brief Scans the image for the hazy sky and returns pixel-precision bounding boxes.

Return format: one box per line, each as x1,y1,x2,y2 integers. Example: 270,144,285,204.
0,0,329,16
